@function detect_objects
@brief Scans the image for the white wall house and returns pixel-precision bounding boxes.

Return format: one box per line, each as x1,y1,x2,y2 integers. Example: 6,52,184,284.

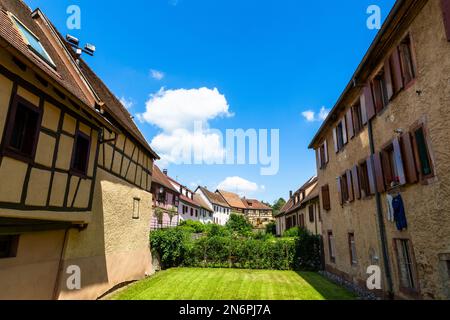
168,177,201,223
196,187,231,226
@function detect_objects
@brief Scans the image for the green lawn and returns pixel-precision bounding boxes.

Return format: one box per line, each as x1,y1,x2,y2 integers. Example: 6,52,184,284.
112,268,356,300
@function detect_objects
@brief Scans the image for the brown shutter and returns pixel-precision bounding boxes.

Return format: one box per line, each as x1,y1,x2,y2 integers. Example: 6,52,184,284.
360,94,368,125
337,176,343,205
333,127,338,153
381,150,393,188
373,152,386,193
442,0,450,41
321,185,331,211
362,83,376,121
393,137,406,185
400,133,418,184
384,59,394,101
366,156,376,195
372,81,384,114
346,109,354,139
347,169,354,202
390,48,404,93
324,139,329,163
352,165,361,200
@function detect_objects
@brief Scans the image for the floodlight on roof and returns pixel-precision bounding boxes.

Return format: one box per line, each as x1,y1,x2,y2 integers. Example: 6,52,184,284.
66,34,79,47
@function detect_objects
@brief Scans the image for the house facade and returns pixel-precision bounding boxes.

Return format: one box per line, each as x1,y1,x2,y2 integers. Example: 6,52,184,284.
150,166,180,229
242,198,274,229
275,177,321,236
167,174,203,223
309,0,450,299
0,0,158,300
196,187,231,226
216,189,247,215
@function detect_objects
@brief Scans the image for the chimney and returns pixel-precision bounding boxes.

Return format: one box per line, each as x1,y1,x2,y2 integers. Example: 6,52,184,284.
289,190,293,198
163,169,168,175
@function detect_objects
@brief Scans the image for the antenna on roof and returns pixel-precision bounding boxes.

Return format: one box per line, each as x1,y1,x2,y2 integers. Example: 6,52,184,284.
66,34,96,64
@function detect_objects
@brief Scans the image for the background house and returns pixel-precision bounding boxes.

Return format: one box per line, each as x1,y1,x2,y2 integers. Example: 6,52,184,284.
196,187,231,226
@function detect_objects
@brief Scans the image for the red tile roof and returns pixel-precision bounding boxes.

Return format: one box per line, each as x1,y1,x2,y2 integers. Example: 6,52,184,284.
216,190,247,209
198,187,230,208
242,199,272,211
152,165,179,193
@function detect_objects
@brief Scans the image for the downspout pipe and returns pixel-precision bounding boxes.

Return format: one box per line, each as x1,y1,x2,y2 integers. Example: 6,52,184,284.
367,120,394,300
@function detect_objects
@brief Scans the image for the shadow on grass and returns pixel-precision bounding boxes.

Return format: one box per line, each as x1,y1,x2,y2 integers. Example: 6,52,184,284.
295,271,357,300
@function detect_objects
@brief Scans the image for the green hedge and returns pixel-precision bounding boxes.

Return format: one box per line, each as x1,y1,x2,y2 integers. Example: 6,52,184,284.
150,223,322,271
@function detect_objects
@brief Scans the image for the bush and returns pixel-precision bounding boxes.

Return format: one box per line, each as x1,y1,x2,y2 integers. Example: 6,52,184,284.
265,222,277,235
225,214,253,236
294,229,323,271
179,220,207,234
283,227,302,238
150,228,191,269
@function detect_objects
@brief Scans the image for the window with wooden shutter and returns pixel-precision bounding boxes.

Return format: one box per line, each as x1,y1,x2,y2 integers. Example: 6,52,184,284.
346,108,354,139
373,152,386,193
324,139,329,164
309,205,314,223
342,118,348,145
337,176,343,205
333,127,338,153
321,185,331,211
352,103,363,134
384,59,394,101
352,165,361,200
360,93,368,125
328,231,336,263
442,0,450,41
361,84,376,121
399,36,416,86
316,148,321,170
400,133,418,184
393,137,406,185
366,156,377,195
390,48,404,94
372,71,389,113
411,125,434,181
346,169,354,202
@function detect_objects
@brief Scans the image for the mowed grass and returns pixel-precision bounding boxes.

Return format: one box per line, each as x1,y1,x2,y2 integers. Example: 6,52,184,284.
112,268,356,300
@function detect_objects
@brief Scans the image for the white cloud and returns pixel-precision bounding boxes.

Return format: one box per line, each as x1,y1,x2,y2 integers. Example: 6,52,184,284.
137,87,232,165
217,176,263,196
150,69,165,80
301,106,330,122
119,97,134,110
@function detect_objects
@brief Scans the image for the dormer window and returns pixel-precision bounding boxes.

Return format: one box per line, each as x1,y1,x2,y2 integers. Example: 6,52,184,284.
10,14,56,69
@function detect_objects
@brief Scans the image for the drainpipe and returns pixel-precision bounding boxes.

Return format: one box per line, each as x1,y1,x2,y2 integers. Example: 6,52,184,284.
367,120,394,299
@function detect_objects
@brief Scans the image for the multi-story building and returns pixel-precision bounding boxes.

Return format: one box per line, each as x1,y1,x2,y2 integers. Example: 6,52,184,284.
0,0,158,299
196,187,231,225
275,177,321,236
241,198,274,229
167,173,202,223
216,189,247,215
150,166,180,229
193,193,214,224
309,0,450,299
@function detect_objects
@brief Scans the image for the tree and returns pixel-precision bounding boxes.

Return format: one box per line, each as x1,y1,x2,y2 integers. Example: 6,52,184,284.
225,214,253,235
168,207,179,226
154,208,164,228
272,198,286,216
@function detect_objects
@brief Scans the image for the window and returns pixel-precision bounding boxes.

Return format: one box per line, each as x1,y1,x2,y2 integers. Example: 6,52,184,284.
394,239,417,290
328,231,336,263
359,160,374,198
318,140,328,169
412,126,433,179
71,131,90,175
382,144,399,188
308,205,314,223
0,235,19,259
298,214,304,228
338,172,349,204
190,208,194,216
348,233,357,265
11,15,56,68
446,260,450,278
195,209,198,217
399,36,416,86
372,71,389,113
3,96,41,161
321,185,331,211
132,198,140,219
352,103,363,134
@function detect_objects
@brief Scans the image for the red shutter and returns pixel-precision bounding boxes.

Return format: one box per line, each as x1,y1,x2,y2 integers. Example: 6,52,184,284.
366,156,376,195
400,133,418,184
337,176,343,205
390,48,404,94
442,0,450,41
346,109,354,139
352,165,361,200
347,169,354,202
384,59,394,101
373,152,386,193
362,83,376,121
333,127,338,153
393,137,406,185
381,150,393,188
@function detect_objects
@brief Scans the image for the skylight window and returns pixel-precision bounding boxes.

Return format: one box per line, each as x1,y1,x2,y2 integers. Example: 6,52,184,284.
11,15,56,68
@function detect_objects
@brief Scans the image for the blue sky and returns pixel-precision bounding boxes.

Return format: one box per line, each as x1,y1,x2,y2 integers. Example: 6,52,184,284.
27,0,395,203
